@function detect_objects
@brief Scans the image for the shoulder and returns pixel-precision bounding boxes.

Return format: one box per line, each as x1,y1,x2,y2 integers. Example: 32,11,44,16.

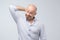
40,24,45,30
37,19,44,28
35,18,44,27
35,18,43,25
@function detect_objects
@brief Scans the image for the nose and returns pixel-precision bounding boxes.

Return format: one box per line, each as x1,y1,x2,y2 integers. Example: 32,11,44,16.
27,13,30,16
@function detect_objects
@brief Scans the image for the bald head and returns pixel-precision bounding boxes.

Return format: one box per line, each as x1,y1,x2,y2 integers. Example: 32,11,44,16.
26,4,37,15
25,4,37,21
27,4,37,11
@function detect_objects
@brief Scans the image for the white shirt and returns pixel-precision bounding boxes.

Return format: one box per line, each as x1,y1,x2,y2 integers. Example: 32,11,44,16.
9,5,46,40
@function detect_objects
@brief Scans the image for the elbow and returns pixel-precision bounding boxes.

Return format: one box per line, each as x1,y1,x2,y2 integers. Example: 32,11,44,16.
9,5,14,9
9,5,16,12
9,5,13,11
9,5,18,11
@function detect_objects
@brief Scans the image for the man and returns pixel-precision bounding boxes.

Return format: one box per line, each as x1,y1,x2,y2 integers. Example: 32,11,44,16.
9,4,46,40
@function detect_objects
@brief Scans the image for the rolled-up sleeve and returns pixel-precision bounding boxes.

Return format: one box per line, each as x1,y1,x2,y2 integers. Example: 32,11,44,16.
9,5,19,23
39,24,47,40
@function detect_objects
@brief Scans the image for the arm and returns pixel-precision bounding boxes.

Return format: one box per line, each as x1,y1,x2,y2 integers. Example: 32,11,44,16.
39,24,47,40
9,5,25,23
16,6,25,11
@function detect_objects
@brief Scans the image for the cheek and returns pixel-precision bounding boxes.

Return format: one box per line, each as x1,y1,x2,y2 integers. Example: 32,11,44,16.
30,14,35,17
29,14,32,16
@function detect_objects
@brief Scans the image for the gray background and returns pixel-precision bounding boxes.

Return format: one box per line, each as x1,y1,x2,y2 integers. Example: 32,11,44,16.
0,0,60,40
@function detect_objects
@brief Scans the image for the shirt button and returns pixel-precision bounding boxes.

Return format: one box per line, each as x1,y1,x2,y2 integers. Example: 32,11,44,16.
29,29,31,31
28,34,30,36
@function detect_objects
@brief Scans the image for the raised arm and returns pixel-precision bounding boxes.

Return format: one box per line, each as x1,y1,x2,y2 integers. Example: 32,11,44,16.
39,24,47,40
9,5,25,23
16,5,25,11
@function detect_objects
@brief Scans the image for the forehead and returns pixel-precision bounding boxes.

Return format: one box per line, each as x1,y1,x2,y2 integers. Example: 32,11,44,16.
27,5,37,12
27,7,36,12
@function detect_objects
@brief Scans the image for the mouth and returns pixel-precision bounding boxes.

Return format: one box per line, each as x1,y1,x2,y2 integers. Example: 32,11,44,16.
25,14,33,20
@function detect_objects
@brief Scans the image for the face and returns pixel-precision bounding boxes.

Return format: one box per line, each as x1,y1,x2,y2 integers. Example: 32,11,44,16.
25,5,37,21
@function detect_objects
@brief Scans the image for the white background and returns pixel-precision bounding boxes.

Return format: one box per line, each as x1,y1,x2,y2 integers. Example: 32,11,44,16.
0,0,60,40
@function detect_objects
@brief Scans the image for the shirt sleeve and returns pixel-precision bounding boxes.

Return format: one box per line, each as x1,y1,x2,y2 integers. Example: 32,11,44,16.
9,5,19,23
39,24,47,40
